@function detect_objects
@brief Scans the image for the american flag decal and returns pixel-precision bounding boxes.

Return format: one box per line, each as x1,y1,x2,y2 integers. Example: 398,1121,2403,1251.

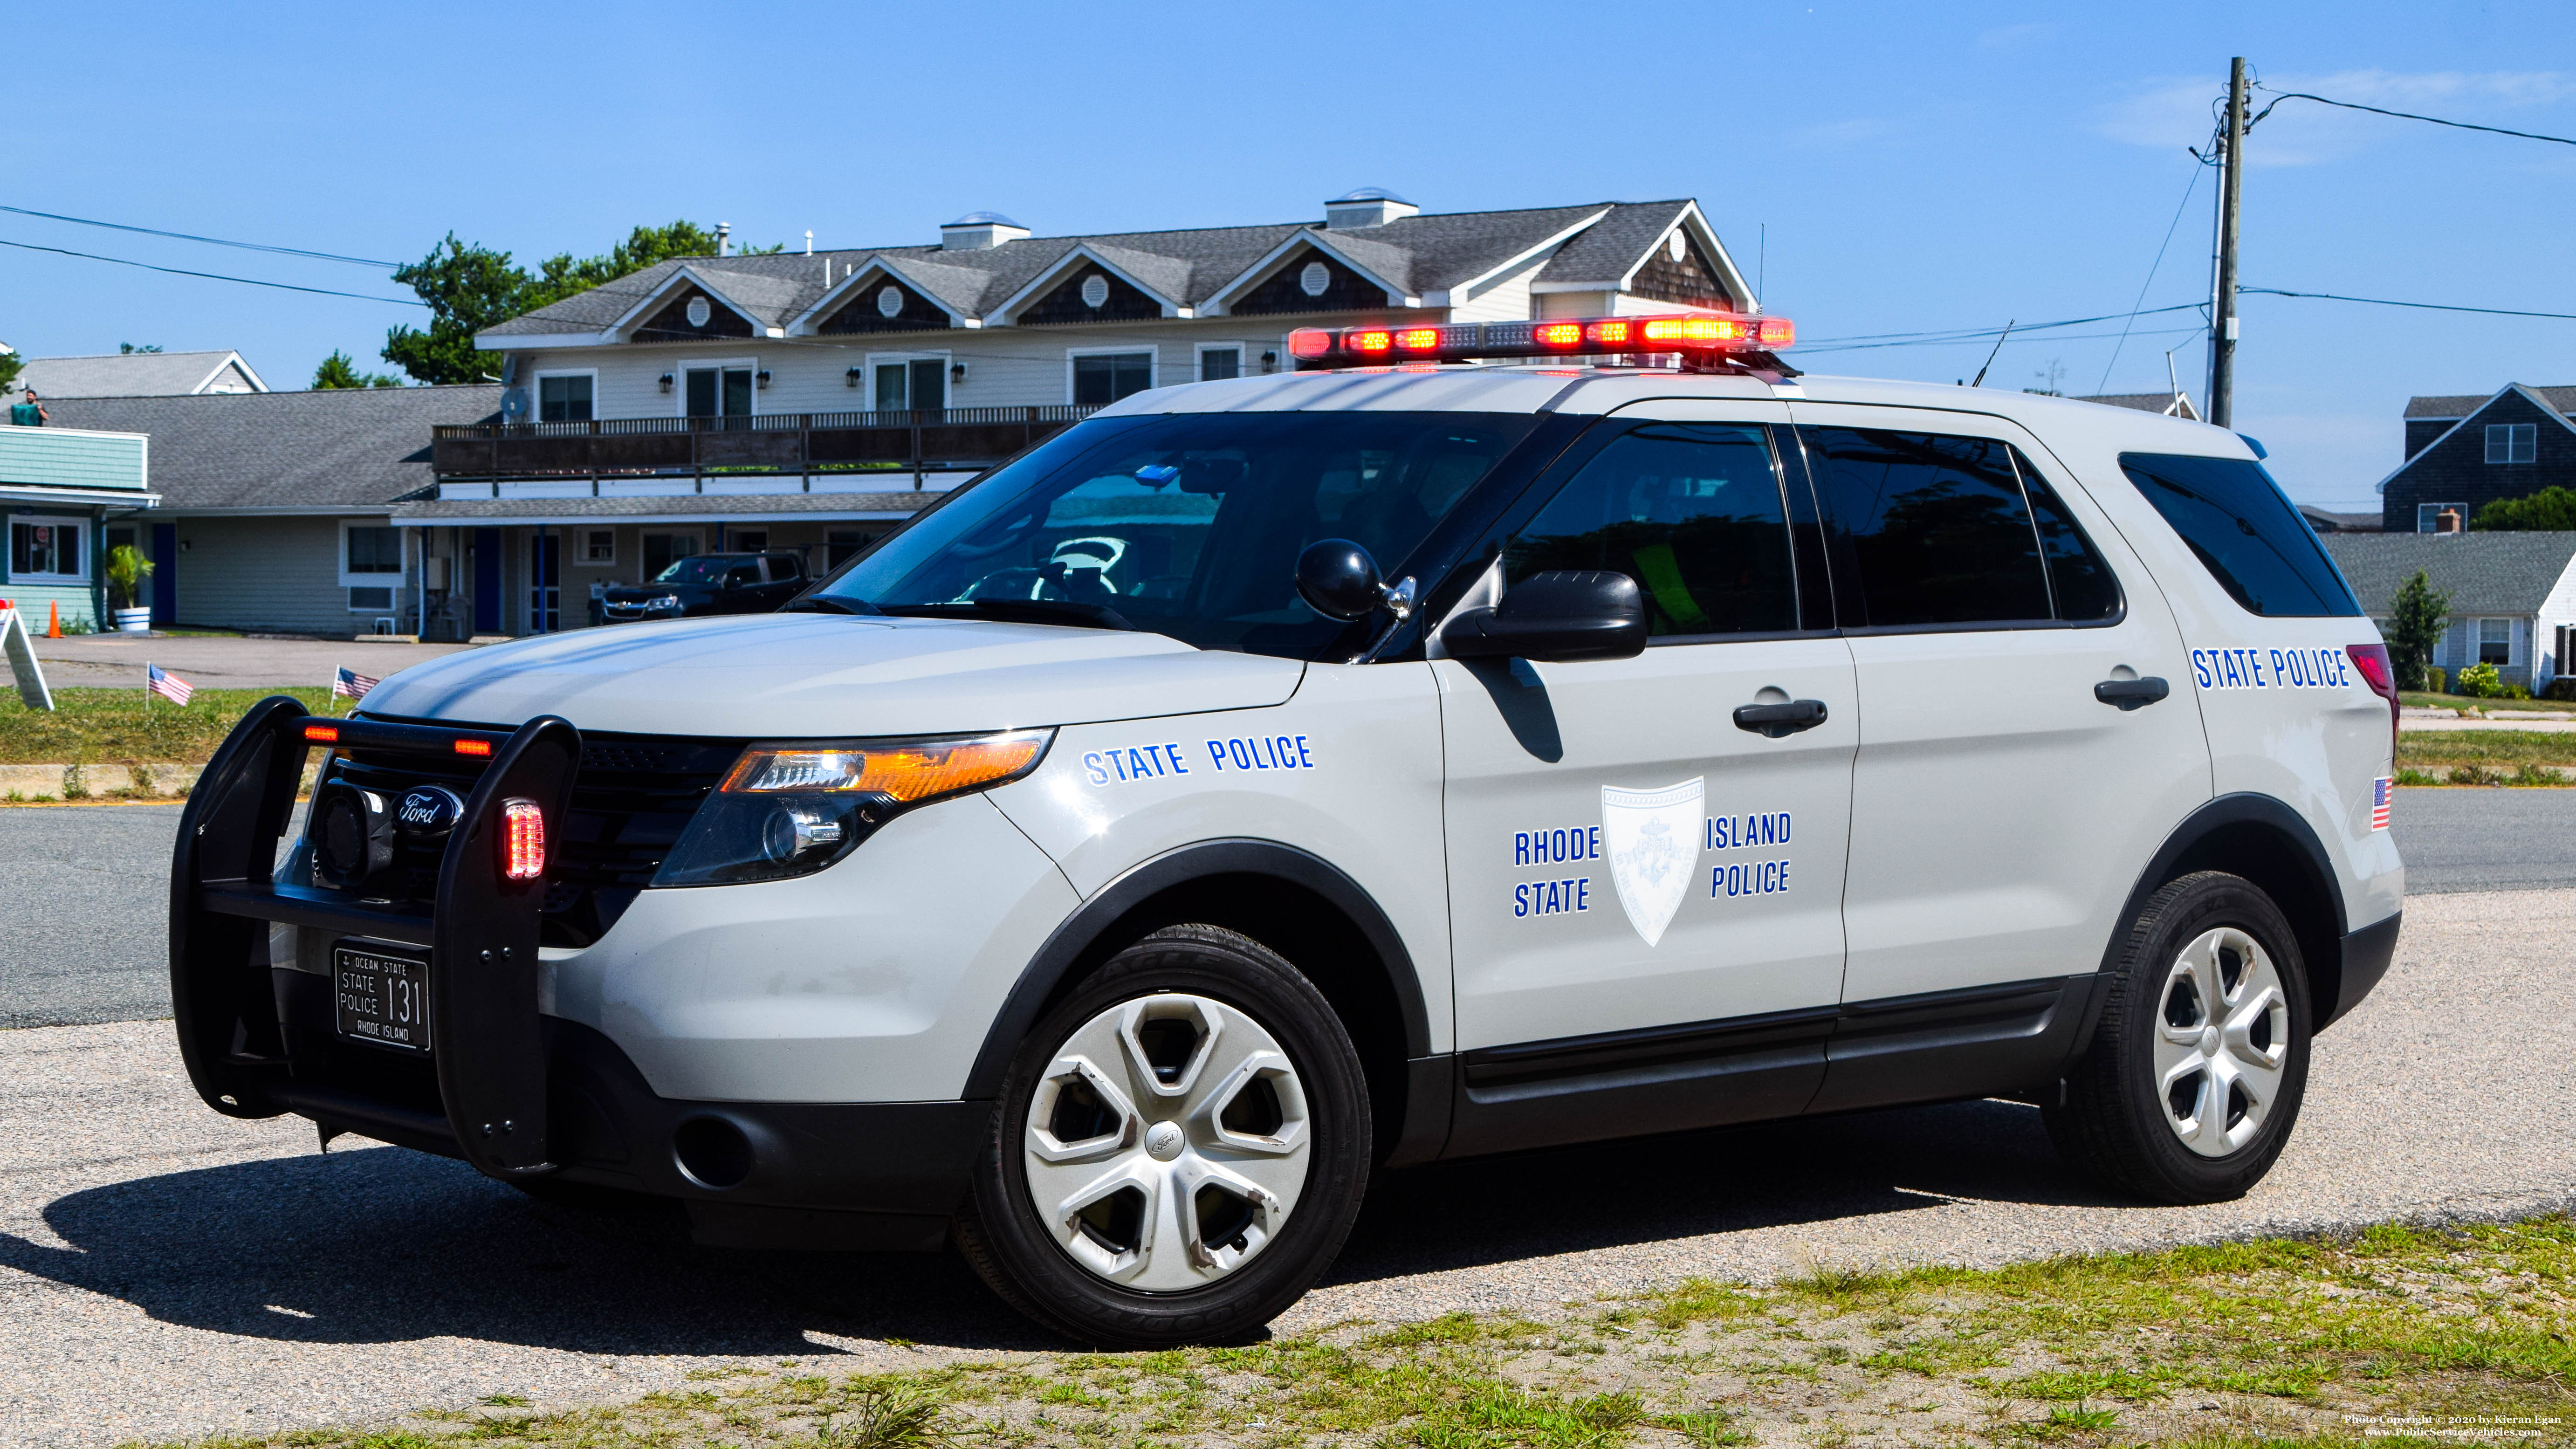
2371,776,2393,831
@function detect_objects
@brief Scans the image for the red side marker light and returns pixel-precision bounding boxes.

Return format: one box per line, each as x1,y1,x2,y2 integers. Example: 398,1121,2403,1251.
453,738,493,758
1533,322,1584,348
500,797,546,881
302,723,339,743
1345,329,1393,355
1287,328,1334,359
1394,327,1442,352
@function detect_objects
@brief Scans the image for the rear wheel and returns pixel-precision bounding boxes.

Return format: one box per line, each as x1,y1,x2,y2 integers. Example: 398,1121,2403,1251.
955,925,1371,1346
2045,871,2312,1203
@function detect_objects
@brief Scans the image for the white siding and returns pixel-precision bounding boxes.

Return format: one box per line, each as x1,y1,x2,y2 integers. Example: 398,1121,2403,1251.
1448,251,1552,323
173,515,413,638
1537,290,1613,319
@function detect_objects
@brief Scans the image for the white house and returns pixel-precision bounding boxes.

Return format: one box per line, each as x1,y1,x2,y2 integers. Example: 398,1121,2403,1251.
2320,531,2576,690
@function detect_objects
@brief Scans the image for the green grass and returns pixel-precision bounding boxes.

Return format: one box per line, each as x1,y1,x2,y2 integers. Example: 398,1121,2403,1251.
2396,729,2576,768
103,1215,2576,1449
2399,692,2572,713
0,686,337,767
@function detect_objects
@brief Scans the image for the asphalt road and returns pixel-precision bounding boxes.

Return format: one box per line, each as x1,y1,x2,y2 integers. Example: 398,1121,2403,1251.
6,788,2564,1032
13,634,469,692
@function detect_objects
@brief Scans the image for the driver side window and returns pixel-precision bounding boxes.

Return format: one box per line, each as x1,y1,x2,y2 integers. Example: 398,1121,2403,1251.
1505,423,1800,638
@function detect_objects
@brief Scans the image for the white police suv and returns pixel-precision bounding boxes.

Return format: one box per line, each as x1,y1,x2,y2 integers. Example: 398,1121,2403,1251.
172,313,2403,1346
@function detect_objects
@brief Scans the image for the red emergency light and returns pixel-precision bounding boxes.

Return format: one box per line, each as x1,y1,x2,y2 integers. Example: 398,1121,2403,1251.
1288,312,1795,374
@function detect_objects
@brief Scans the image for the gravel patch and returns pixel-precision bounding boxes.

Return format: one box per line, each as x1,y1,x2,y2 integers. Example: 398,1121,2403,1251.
0,889,2565,1447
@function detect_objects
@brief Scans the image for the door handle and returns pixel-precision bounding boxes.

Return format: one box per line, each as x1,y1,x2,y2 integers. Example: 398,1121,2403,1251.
2094,676,2171,710
1733,699,1829,738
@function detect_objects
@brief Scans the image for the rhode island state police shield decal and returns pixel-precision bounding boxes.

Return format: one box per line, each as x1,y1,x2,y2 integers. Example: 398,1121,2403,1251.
1601,777,1703,948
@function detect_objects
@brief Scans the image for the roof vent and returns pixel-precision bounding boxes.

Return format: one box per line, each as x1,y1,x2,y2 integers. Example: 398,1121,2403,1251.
1324,187,1418,230
941,212,1030,250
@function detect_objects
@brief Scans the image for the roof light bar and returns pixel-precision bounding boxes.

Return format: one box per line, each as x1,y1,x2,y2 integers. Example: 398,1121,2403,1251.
1288,311,1795,373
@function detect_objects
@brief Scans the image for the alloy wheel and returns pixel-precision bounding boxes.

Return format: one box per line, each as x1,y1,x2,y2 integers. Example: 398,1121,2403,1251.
2153,926,2291,1158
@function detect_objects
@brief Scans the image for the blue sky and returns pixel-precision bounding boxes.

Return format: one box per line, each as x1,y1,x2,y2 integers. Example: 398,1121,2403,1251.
6,0,2570,508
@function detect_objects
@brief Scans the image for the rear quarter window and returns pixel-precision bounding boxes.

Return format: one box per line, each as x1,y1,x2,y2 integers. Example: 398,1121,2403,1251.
2117,453,2361,617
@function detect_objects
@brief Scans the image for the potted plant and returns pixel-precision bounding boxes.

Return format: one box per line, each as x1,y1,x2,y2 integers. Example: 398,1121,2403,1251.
104,544,155,633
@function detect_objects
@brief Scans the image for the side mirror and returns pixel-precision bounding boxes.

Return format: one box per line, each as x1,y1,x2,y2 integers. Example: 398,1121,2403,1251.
1295,538,1414,622
1441,570,1647,663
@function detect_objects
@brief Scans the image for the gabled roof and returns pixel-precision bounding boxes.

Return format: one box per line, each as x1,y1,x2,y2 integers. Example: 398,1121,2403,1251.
602,263,777,339
475,199,1751,344
14,350,268,398
2373,383,2576,494
2405,384,2576,420
41,385,502,511
987,240,1196,321
2318,531,2576,616
2080,391,2202,421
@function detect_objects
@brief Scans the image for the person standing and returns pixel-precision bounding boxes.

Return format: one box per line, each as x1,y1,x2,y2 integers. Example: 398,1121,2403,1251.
9,388,47,426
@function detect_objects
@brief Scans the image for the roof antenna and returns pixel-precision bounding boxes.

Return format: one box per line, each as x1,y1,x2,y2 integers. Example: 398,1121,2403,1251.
1970,320,2014,388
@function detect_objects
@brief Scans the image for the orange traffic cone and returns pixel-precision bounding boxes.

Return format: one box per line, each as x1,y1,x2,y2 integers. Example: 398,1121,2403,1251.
46,602,61,639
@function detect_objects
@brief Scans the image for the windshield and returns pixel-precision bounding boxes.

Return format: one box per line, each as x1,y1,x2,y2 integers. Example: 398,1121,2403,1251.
653,557,732,585
817,411,1542,656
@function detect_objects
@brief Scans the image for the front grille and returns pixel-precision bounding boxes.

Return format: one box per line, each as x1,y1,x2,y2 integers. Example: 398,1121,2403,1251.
324,729,743,947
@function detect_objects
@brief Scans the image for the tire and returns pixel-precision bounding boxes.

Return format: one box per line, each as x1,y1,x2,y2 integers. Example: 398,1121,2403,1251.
955,924,1372,1347
2045,871,2313,1204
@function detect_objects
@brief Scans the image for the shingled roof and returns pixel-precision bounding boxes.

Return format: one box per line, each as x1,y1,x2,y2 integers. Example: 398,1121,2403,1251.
2318,531,2576,617
14,350,268,398
43,386,502,510
2405,385,2576,420
481,200,1738,341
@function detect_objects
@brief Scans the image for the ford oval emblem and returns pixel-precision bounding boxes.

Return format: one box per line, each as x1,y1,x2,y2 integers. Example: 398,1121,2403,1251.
395,785,466,837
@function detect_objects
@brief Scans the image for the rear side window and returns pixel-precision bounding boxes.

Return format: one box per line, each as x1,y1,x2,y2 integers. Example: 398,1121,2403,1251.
1800,428,2051,627
2118,453,2361,617
2019,465,2122,623
1505,422,1798,637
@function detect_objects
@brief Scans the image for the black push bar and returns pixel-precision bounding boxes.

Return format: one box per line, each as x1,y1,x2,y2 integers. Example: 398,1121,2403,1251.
169,695,582,1180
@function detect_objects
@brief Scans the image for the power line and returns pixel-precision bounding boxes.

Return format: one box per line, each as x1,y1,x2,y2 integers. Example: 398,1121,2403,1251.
2241,287,2576,321
1797,326,2204,357
2248,87,2576,147
0,237,425,305
0,203,401,268
1802,302,2207,348
2098,164,2205,394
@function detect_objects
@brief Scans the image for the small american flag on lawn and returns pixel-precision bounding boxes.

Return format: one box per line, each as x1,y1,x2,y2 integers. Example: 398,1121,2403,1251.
2371,776,2393,831
333,666,379,700
146,664,194,705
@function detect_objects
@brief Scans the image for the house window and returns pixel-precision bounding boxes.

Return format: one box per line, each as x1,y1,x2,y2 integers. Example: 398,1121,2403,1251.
1072,351,1154,406
9,517,86,580
346,526,403,575
349,586,394,611
733,529,769,553
684,366,754,419
580,529,615,564
1199,346,1242,382
644,533,702,580
872,357,947,414
827,529,871,568
2417,502,2469,533
2480,617,2512,666
2485,423,2537,464
537,374,594,423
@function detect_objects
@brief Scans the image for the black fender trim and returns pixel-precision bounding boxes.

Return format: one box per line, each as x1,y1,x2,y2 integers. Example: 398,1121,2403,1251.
2326,910,2403,1030
962,839,1435,1102
2104,791,2354,1029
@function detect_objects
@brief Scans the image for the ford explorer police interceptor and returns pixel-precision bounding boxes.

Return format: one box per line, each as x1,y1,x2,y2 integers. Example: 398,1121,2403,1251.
171,312,2404,1347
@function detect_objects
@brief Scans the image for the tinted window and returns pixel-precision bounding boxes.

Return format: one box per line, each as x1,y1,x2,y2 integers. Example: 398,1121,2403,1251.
1073,353,1154,406
2118,453,2361,617
821,412,1541,657
1802,428,2050,626
1505,423,1796,637
2017,461,2122,622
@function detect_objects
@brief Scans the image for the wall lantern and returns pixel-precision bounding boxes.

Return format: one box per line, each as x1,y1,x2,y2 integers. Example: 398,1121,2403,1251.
755,370,772,388
658,372,674,393
950,362,968,385
845,367,863,388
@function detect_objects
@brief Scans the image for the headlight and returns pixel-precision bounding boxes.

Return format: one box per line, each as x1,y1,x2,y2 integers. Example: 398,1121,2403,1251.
643,595,683,613
653,730,1054,887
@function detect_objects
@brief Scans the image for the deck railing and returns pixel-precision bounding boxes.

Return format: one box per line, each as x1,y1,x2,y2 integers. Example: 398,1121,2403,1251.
429,405,1098,481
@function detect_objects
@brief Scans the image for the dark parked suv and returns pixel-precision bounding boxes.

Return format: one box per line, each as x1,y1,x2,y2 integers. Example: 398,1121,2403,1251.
600,551,808,623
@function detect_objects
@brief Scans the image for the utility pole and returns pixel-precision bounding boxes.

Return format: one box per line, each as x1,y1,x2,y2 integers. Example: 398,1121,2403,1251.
2208,56,2247,428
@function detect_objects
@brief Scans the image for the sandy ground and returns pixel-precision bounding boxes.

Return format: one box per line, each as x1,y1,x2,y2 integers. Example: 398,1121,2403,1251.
0,888,2565,1447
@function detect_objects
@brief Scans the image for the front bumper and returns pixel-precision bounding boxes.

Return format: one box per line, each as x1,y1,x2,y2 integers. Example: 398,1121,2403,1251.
171,697,987,1247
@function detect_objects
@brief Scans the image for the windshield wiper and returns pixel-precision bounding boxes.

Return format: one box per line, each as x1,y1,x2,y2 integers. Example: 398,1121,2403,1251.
780,595,879,615
879,599,1137,631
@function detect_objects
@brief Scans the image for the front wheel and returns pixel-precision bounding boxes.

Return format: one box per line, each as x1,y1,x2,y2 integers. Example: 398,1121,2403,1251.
2045,871,2312,1203
955,925,1372,1347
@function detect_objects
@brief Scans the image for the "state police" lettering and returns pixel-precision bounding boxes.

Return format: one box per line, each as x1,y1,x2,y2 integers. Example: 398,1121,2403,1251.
1206,735,1315,772
1083,743,1191,786
2191,647,2352,691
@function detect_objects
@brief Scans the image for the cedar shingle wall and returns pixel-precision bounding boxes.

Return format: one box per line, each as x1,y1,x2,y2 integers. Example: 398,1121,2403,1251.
2382,391,2576,531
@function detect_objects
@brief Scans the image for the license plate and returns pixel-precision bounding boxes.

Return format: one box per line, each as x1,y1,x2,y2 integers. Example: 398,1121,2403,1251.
334,943,433,1053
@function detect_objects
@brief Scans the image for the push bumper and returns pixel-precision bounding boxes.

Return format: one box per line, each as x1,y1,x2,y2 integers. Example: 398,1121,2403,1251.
170,696,987,1247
